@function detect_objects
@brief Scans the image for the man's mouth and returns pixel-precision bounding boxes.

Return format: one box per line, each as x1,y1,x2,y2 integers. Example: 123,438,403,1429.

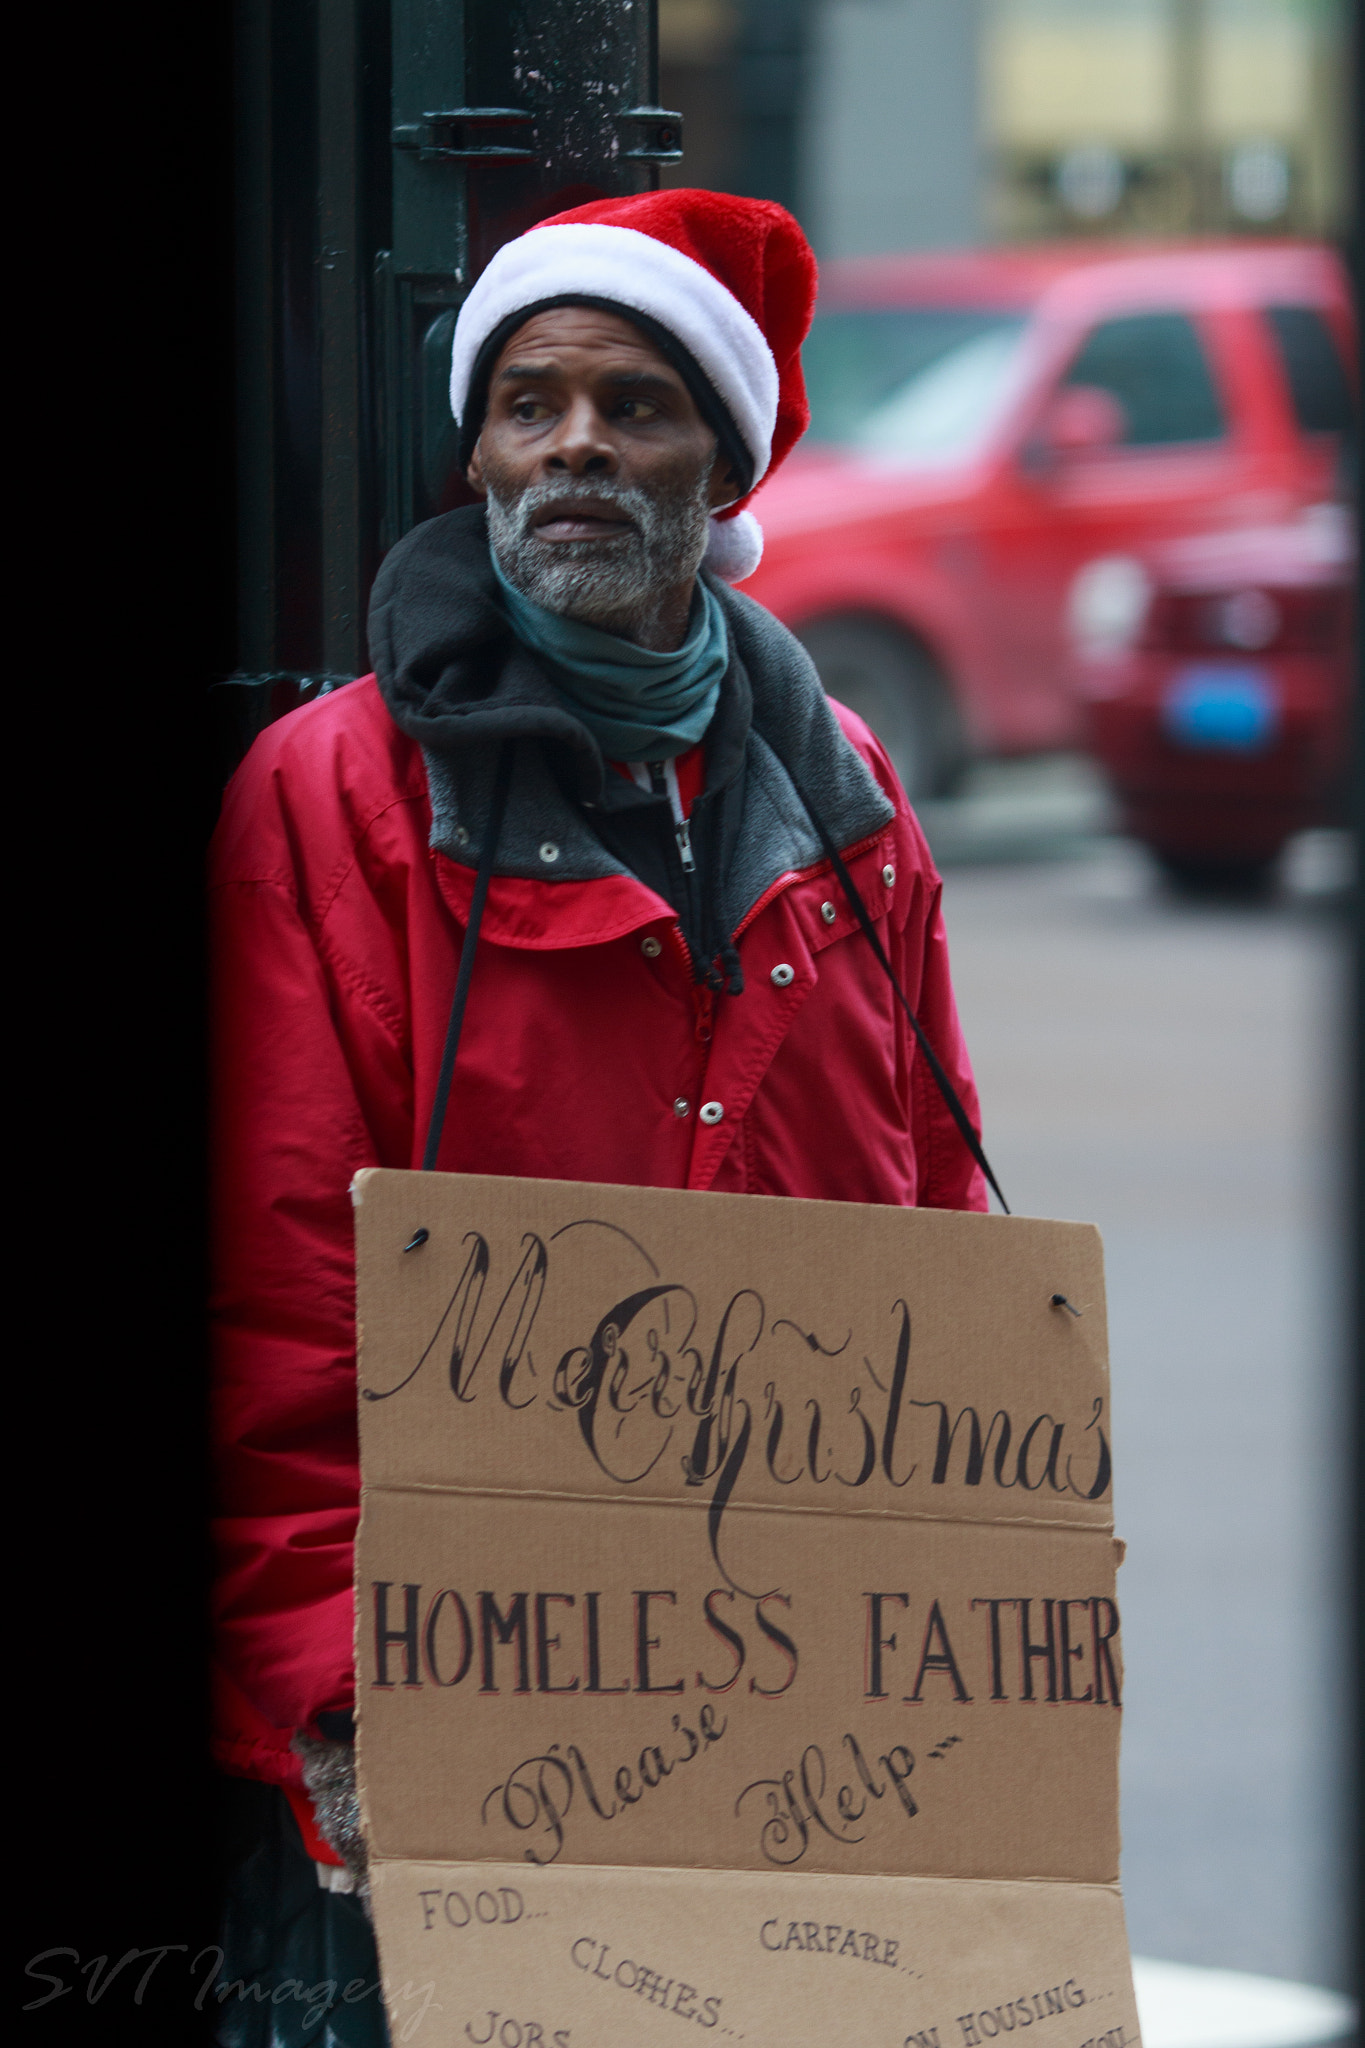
530,497,637,544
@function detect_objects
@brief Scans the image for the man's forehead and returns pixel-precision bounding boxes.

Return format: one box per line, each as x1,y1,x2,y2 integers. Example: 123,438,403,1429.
491,304,684,382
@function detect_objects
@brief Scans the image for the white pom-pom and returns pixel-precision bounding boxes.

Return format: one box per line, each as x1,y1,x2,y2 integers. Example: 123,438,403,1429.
703,509,764,584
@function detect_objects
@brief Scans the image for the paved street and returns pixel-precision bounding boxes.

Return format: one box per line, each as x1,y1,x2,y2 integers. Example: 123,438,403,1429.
932,782,1352,1995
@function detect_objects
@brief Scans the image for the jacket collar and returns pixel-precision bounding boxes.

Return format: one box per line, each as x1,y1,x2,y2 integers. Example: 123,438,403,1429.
368,504,894,922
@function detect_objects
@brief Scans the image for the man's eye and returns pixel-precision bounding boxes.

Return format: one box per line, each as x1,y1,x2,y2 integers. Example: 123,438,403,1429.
616,398,658,421
513,399,552,422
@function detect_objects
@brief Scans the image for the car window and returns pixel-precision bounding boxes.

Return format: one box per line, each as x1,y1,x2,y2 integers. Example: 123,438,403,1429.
1263,305,1356,436
802,309,1029,457
1061,312,1226,446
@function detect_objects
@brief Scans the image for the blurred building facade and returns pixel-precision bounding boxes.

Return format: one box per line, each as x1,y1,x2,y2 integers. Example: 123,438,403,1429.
658,0,1352,253
987,0,1351,244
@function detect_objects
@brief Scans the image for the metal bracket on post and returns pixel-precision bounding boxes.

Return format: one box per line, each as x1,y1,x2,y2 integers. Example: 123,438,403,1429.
391,108,536,161
375,252,468,552
378,2,678,555
614,106,684,163
208,673,359,788
220,672,356,697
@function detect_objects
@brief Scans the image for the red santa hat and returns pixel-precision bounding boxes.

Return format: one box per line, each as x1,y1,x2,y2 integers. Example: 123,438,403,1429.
449,189,818,583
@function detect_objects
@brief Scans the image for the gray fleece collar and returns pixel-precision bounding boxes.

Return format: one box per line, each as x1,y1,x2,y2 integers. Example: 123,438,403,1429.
368,505,894,926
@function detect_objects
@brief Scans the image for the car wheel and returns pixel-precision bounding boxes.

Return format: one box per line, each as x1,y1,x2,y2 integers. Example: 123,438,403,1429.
794,616,967,802
1152,849,1279,899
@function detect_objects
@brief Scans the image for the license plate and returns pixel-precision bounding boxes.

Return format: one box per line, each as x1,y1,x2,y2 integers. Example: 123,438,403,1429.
1161,664,1279,751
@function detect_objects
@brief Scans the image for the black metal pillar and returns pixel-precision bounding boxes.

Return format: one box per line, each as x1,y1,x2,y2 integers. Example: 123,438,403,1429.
733,0,808,218
220,0,680,775
381,0,679,547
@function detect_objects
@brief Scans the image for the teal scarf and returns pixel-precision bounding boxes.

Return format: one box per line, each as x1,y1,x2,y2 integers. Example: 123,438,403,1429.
490,550,728,762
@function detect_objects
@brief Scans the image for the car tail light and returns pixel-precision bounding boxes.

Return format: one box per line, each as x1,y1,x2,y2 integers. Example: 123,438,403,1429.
1138,586,1350,656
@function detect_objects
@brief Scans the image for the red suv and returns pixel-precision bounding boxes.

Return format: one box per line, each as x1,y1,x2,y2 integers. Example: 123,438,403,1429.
744,240,1357,836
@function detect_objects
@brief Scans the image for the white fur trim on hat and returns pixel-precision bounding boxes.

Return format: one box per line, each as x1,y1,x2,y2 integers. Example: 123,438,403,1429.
703,510,764,583
450,222,779,483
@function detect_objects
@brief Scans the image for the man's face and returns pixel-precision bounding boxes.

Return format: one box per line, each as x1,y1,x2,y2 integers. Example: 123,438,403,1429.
467,306,741,642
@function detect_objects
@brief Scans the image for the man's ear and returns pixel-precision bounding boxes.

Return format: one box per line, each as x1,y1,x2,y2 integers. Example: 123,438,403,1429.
707,448,743,513
466,441,488,498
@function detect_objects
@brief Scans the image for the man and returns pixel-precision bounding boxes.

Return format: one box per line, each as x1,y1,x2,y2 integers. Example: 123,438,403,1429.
211,188,987,2030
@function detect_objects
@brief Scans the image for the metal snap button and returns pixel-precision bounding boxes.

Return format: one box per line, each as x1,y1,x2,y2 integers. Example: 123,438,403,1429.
452,825,470,847
539,841,560,864
673,1097,690,1118
820,901,836,924
770,963,795,987
699,1101,724,1125
641,935,662,958
882,864,896,888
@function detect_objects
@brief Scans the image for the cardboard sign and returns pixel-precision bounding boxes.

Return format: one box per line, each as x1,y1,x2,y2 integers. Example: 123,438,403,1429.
354,1170,1140,2047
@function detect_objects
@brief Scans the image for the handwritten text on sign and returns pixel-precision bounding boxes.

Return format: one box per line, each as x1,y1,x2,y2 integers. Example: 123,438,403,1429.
355,1176,1120,1883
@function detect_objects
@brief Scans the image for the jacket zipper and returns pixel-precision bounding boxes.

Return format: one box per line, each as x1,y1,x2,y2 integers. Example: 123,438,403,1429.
649,760,703,972
652,786,886,1043
649,759,697,876
670,829,888,1074
662,921,713,1045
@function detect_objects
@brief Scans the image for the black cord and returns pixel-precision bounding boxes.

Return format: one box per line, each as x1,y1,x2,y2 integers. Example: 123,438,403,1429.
789,778,1011,1215
417,737,1005,1209
422,742,516,1172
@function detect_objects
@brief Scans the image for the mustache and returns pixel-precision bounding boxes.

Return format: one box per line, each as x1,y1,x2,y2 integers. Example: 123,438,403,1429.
495,478,650,542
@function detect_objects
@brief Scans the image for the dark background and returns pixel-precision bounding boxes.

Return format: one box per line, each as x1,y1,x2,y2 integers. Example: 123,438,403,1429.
19,0,232,2033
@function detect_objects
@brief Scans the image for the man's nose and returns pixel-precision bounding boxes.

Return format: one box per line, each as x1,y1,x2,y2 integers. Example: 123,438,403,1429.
543,394,617,476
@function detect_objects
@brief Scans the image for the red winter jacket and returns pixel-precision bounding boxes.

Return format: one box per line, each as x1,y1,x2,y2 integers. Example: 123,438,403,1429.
209,509,987,1792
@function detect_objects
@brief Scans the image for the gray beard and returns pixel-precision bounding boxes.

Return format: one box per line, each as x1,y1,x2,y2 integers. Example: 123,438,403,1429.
485,472,713,643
